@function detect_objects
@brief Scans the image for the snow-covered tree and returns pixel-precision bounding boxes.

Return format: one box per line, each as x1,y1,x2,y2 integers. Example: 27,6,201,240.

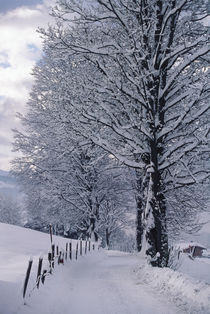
99,199,133,248
0,193,22,226
39,0,209,266
12,44,135,243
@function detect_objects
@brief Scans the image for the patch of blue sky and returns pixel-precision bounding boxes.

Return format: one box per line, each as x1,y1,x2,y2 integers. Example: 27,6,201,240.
27,43,39,53
27,43,42,62
0,0,43,13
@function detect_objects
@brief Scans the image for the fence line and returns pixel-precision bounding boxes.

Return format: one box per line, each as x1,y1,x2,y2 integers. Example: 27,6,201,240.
23,238,98,303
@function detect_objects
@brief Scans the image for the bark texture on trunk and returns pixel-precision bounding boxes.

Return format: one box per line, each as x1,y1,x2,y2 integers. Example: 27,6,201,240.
144,142,169,267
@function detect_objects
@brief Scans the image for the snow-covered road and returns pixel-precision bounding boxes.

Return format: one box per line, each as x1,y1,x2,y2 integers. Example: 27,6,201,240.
19,250,182,314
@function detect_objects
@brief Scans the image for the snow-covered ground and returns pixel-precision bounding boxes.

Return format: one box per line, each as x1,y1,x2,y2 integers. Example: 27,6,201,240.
137,255,210,314
0,222,78,314
1,222,210,314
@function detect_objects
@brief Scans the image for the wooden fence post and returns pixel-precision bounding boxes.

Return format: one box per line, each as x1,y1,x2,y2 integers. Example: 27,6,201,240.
23,258,33,299
69,242,72,260
93,244,95,251
48,252,52,273
59,251,64,264
76,242,78,260
80,240,82,256
88,240,91,252
49,224,53,246
52,244,55,268
36,257,43,289
85,240,87,255
41,270,47,284
65,243,68,260
56,245,59,256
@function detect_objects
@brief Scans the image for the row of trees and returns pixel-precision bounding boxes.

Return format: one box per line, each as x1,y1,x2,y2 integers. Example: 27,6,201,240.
0,192,22,226
12,0,209,266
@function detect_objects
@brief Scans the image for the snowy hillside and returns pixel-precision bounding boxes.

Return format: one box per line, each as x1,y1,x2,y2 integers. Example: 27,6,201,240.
0,223,78,314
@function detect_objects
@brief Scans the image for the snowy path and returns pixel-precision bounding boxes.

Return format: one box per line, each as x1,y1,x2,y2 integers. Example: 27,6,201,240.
19,250,183,314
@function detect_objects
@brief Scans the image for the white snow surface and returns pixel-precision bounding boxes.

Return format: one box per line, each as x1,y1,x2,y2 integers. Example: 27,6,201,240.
137,254,210,314
0,222,210,314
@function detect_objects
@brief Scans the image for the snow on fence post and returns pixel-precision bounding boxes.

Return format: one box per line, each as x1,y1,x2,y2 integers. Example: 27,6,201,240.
65,243,68,261
80,240,82,256
23,258,33,300
36,257,43,289
41,270,47,284
76,242,78,260
69,242,72,260
85,240,87,254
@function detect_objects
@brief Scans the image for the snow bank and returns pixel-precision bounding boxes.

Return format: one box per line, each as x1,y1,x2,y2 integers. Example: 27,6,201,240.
137,255,210,314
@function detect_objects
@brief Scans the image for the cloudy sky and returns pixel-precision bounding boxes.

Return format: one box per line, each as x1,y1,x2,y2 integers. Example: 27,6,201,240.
0,0,54,170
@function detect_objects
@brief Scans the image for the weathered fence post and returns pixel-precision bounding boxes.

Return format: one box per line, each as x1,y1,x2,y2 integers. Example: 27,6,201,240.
80,240,82,256
23,258,33,300
36,257,43,289
76,242,78,260
93,244,95,251
49,224,53,248
59,251,64,264
56,245,59,256
65,243,68,261
88,240,91,252
85,240,87,255
52,244,55,268
41,269,47,284
48,252,52,273
69,242,72,260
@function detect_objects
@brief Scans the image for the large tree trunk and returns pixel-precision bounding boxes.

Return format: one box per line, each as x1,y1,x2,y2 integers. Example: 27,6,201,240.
88,199,100,242
105,227,110,248
89,213,99,242
135,169,144,252
144,142,169,267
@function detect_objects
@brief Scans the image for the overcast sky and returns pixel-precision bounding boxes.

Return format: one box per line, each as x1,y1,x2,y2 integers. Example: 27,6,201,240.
0,0,54,171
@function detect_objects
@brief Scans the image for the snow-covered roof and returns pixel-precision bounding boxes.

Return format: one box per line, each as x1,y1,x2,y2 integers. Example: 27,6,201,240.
177,242,207,250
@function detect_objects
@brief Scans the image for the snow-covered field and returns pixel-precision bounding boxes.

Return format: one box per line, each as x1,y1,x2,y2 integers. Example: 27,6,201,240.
0,222,78,314
1,222,210,314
